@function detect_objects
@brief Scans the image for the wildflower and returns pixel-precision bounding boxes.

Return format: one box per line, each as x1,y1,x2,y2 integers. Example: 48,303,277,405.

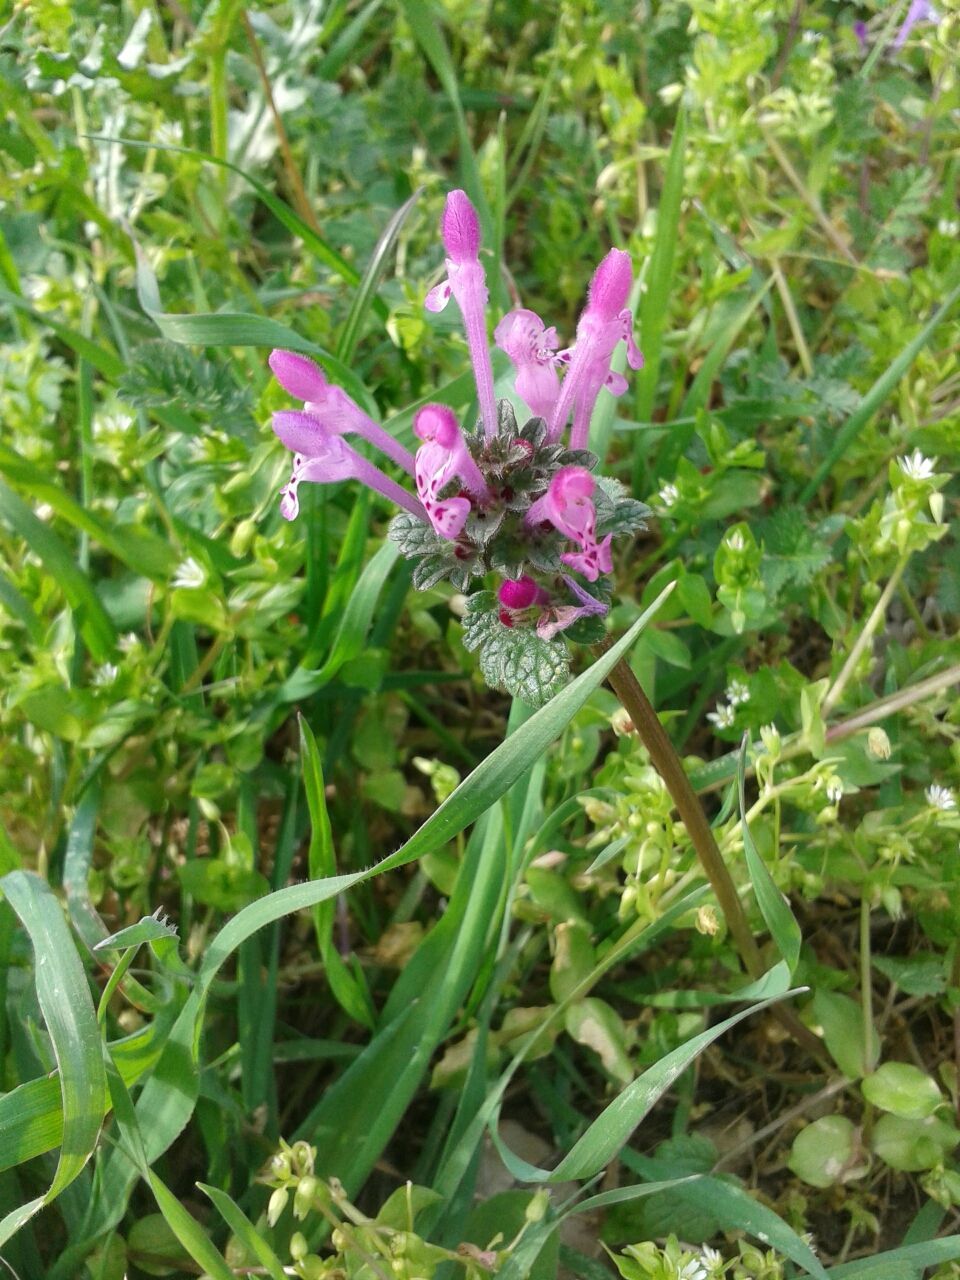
707,703,735,730
725,529,746,551
892,0,936,50
173,556,206,589
276,435,426,524
926,785,956,811
424,190,498,440
494,308,561,422
827,780,844,805
526,467,613,582
854,19,868,49
266,188,650,705
269,350,415,475
658,481,679,508
897,449,937,481
547,248,643,449
725,678,750,706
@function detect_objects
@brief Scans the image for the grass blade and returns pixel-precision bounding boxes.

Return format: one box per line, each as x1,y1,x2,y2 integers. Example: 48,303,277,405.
634,107,687,428
336,187,422,364
0,871,106,1246
799,276,960,502
0,479,116,662
738,737,802,972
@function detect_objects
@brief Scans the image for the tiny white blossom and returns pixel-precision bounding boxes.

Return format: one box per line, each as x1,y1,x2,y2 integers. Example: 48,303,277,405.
926,784,956,811
92,663,118,687
658,482,679,508
155,121,184,147
897,449,936,481
679,1263,708,1280
173,556,206,589
725,530,746,551
937,218,959,237
707,702,736,730
699,1244,724,1269
726,678,750,706
827,781,843,804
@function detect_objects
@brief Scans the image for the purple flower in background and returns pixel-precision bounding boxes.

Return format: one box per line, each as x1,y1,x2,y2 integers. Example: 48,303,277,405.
853,19,868,48
266,187,651,703
893,0,936,49
494,308,561,422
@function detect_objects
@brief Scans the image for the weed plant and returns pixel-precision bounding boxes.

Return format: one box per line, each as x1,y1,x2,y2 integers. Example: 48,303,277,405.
0,1,959,1278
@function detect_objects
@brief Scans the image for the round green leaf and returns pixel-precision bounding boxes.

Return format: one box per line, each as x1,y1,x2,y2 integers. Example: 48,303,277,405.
862,1062,943,1119
787,1115,865,1188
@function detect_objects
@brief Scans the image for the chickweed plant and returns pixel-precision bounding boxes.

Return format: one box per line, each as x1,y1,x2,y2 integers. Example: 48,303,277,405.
1,2,959,1279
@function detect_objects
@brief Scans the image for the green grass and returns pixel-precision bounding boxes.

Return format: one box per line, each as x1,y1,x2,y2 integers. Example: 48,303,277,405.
1,2,959,1278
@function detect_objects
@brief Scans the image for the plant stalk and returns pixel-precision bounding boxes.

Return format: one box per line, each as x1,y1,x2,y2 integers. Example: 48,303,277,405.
596,642,826,1061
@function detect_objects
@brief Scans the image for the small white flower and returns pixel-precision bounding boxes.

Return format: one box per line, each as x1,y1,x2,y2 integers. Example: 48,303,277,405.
800,1232,819,1257
827,781,844,805
172,556,206,589
658,482,679,508
725,530,746,551
699,1244,724,1269
707,702,735,730
155,121,184,147
94,411,134,438
726,678,750,706
937,218,959,237
679,1263,707,1280
926,784,956,811
897,449,936,481
92,663,118,687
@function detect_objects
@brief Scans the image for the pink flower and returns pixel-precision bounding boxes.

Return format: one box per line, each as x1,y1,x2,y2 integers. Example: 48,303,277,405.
269,350,415,475
424,190,499,444
525,466,612,582
547,249,643,450
498,576,549,610
274,430,426,524
536,575,608,640
494,309,561,422
412,403,489,540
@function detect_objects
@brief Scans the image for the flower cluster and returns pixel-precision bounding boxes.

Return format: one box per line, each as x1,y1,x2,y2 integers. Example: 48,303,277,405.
268,190,649,704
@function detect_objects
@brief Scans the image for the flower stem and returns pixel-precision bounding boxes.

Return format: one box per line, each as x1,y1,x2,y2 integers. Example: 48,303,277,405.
595,643,826,1061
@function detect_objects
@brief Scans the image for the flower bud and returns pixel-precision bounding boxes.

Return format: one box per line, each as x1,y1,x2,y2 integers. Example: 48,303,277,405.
294,1175,318,1219
696,905,720,936
867,727,892,760
290,1232,308,1261
267,1186,288,1228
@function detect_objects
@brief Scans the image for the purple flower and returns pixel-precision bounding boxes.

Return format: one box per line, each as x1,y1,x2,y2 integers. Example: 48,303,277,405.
536,576,608,640
893,0,936,49
853,19,868,48
275,432,427,524
547,248,643,450
498,575,550,611
269,350,415,475
494,308,561,422
425,190,499,443
525,466,613,583
413,403,490,540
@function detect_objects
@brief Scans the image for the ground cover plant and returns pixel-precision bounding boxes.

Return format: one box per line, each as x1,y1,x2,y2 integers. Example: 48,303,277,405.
1,0,959,1276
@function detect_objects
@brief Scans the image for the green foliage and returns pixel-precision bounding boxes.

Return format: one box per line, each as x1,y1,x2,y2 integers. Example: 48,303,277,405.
1,0,959,1276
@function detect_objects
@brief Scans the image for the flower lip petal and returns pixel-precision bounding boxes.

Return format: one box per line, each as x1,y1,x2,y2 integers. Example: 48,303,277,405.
441,189,481,264
272,409,332,456
269,349,329,402
555,465,596,501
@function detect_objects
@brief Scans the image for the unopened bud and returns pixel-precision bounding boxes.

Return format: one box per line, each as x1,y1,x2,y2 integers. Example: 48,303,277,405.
696,905,720,936
611,707,635,735
930,492,945,524
267,1186,288,1228
525,1191,550,1223
867,727,892,760
294,1175,318,1219
290,1232,308,1261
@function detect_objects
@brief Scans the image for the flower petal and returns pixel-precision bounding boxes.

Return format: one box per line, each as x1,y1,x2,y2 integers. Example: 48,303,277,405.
425,280,452,313
269,350,329,402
